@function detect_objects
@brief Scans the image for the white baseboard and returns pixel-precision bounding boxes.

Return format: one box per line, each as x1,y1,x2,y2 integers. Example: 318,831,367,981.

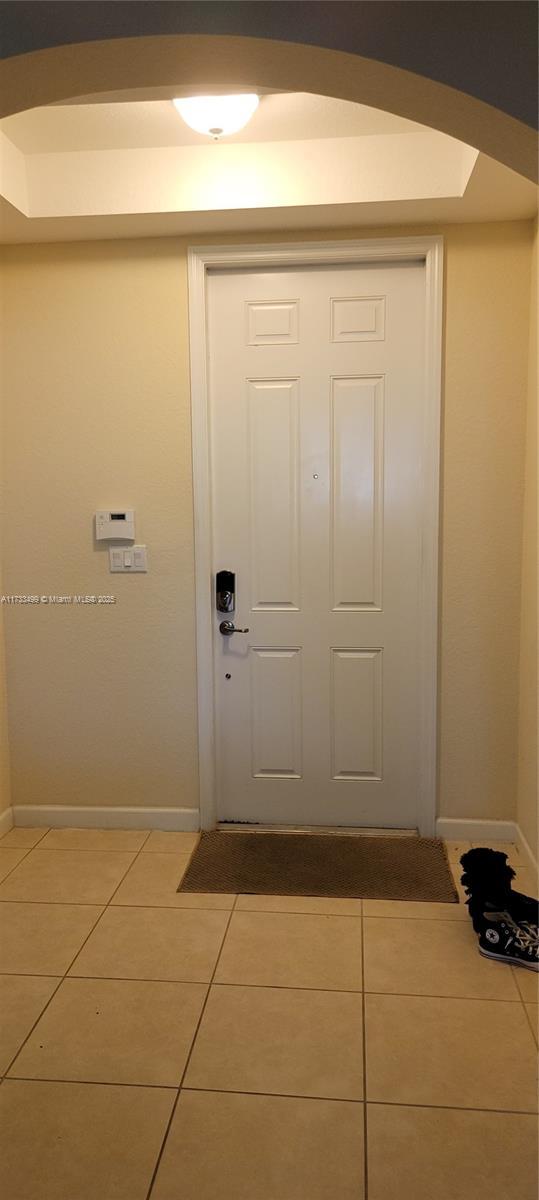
0,806,14,837
6,806,537,870
436,817,538,874
436,818,518,843
11,805,200,832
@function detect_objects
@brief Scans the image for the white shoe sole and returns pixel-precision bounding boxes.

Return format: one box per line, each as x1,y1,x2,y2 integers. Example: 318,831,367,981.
479,947,539,971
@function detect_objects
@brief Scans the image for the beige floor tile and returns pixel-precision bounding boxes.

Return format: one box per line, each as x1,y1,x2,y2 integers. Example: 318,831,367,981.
363,897,467,921
365,993,537,1111
154,890,236,909
215,910,362,991
0,827,48,848
9,976,207,1086
514,968,539,1003
151,1089,364,1200
184,983,363,1099
143,830,200,853
0,848,30,882
0,903,103,975
69,905,229,982
0,1078,174,1200
110,851,193,906
367,1104,538,1200
39,828,149,851
236,894,363,915
0,976,60,1074
0,849,137,904
525,1003,538,1043
364,916,520,999
471,840,521,858
443,840,471,862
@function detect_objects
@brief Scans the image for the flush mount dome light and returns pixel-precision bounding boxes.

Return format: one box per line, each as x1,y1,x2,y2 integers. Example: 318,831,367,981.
172,94,259,139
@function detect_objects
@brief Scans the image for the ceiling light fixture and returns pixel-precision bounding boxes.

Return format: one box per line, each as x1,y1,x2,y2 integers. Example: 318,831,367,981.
172,94,259,140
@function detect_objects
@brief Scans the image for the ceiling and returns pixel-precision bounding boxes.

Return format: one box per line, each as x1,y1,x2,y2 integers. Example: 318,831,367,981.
0,91,536,243
2,93,424,152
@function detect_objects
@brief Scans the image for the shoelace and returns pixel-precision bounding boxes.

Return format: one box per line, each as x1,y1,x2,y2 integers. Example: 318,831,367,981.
518,921,539,948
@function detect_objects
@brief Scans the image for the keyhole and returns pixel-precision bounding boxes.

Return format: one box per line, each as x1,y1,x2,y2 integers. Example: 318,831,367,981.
225,673,231,680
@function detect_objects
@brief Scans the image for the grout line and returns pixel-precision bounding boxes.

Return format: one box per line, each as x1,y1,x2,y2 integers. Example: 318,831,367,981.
0,844,37,885
0,969,528,1002
145,895,240,1200
2,902,107,1077
0,975,64,1081
0,1073,536,1119
512,966,539,1044
232,905,364,917
0,903,465,918
0,853,143,908
0,898,235,908
0,828,50,849
0,897,470,917
7,845,152,854
5,1075,179,1090
361,901,368,1199
3,845,200,1078
178,1088,538,1116
4,844,162,1074
105,842,158,906
366,1098,539,1115
4,972,363,990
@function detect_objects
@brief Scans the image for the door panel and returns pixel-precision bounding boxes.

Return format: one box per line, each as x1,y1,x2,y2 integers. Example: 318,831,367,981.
208,262,426,827
251,648,303,779
331,375,384,610
248,379,300,610
330,648,383,781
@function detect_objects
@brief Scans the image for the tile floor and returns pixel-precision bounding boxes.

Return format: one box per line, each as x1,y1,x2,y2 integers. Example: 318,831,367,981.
0,828,537,1200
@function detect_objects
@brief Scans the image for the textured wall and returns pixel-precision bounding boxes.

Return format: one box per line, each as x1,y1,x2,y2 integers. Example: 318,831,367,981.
439,222,532,820
1,220,533,822
2,240,197,812
517,219,538,855
0,259,12,814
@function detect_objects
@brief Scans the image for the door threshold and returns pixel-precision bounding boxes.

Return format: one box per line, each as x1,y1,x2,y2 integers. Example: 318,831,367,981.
217,822,419,837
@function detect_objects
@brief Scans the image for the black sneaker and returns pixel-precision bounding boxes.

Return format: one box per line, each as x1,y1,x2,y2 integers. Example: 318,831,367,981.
459,847,539,972
476,906,539,971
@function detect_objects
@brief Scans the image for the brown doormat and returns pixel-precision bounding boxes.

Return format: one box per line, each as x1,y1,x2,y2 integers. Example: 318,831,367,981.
178,831,459,903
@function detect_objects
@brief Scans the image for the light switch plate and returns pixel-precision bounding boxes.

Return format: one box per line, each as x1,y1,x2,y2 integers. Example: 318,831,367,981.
109,544,148,572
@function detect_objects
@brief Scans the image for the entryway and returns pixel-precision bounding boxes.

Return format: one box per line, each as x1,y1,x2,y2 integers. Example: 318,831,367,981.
189,239,443,834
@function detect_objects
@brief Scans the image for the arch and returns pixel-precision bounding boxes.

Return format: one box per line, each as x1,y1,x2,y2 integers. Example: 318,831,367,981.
0,34,536,182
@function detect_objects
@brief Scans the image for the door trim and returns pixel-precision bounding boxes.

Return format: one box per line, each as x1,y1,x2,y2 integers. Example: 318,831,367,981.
187,237,444,835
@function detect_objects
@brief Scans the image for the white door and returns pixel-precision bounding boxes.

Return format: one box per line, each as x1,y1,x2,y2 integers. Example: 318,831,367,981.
207,260,428,828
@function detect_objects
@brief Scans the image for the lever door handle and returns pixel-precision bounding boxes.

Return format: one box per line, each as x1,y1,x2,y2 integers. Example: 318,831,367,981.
219,621,250,636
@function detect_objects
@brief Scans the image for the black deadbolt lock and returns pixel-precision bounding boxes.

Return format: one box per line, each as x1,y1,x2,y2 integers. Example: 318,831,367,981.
216,570,235,613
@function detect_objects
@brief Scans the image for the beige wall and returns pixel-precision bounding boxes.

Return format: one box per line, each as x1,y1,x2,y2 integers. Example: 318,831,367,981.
0,259,11,815
517,219,538,856
1,220,534,823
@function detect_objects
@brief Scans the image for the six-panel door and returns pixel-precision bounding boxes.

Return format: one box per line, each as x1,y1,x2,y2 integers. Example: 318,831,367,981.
208,262,425,827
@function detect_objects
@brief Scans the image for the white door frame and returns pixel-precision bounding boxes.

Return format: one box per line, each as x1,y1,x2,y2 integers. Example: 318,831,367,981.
187,236,444,835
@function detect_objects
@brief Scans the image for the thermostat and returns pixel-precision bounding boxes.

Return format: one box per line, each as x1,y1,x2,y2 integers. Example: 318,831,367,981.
95,509,135,541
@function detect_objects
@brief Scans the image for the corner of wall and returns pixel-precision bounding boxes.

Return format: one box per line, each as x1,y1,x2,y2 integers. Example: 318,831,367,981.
0,248,13,823
517,215,538,861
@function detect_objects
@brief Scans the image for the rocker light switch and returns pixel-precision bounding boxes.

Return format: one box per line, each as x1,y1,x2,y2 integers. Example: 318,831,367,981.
109,545,148,572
